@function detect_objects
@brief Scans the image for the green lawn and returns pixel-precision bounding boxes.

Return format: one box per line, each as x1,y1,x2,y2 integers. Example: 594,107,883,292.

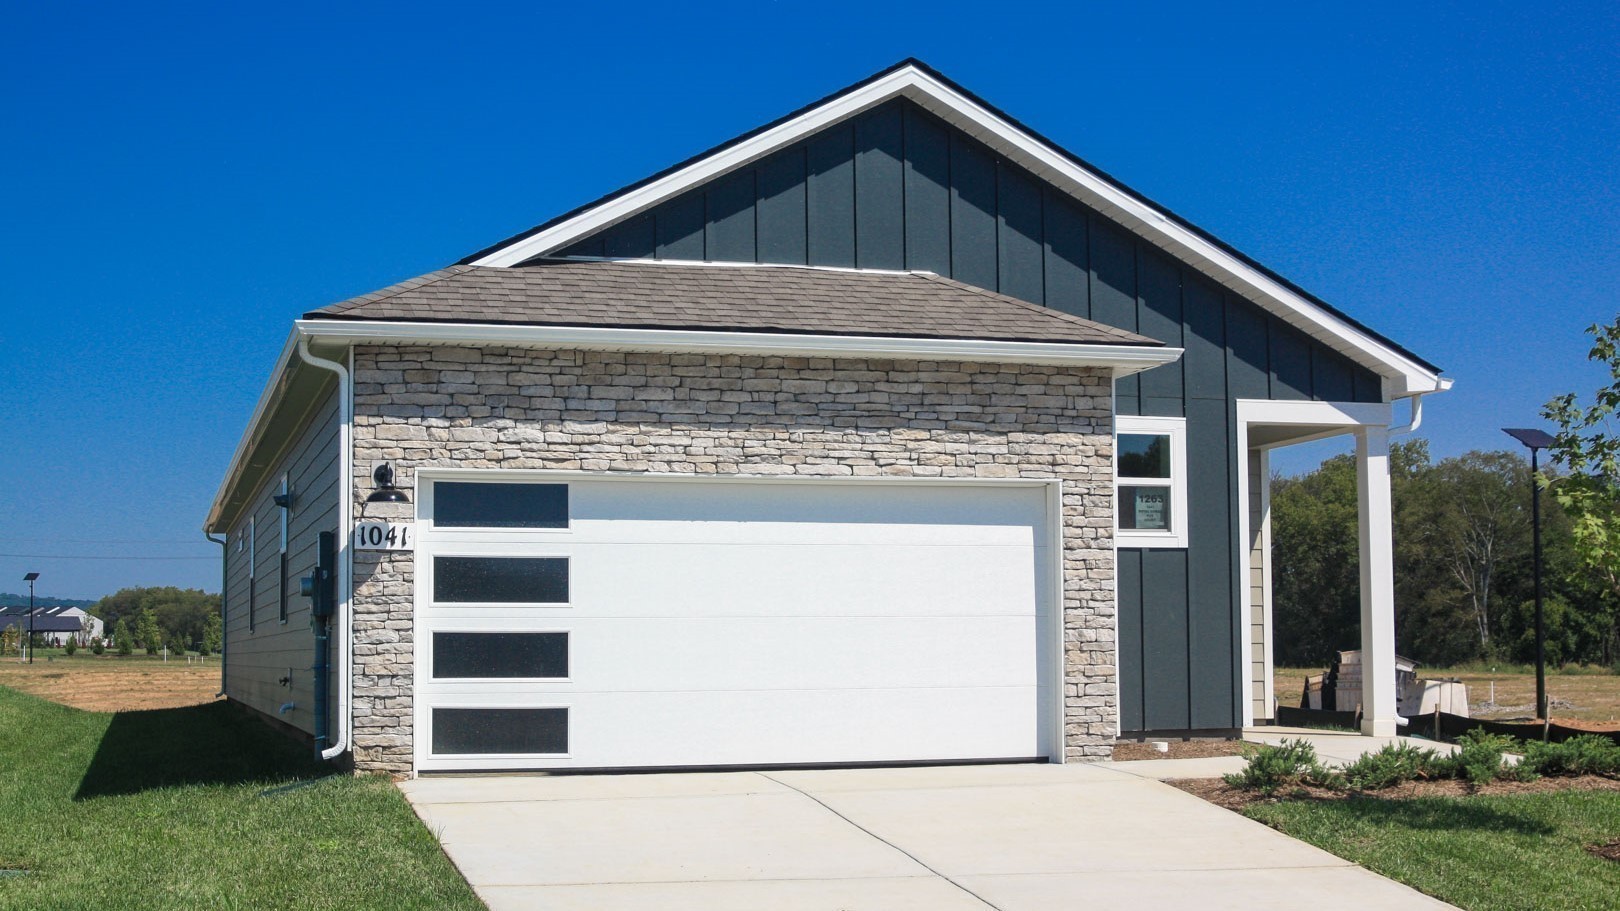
1247,791,1620,911
0,686,482,911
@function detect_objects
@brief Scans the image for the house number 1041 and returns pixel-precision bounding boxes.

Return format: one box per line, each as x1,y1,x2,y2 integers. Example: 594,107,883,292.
354,521,414,551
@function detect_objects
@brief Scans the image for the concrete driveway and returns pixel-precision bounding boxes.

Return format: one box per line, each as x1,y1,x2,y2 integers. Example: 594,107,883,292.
401,762,1455,911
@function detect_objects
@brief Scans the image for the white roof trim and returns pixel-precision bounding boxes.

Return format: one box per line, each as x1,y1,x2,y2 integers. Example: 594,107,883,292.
469,64,1445,397
296,318,1182,371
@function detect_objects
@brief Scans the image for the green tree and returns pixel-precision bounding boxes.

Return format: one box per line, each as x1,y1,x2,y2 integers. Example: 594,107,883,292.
201,611,222,658
136,608,162,655
0,624,16,658
113,618,134,657
1543,315,1620,666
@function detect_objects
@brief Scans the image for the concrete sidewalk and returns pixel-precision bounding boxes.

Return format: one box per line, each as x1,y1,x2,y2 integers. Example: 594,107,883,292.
401,762,1457,911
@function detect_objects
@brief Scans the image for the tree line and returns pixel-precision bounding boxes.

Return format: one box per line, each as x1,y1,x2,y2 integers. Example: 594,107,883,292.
91,586,222,656
1275,316,1620,671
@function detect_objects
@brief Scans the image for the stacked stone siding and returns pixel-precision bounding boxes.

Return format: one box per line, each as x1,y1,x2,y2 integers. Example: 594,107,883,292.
348,344,1117,773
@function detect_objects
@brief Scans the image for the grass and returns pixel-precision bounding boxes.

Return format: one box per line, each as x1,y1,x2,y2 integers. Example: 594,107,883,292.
1247,791,1620,911
0,685,482,911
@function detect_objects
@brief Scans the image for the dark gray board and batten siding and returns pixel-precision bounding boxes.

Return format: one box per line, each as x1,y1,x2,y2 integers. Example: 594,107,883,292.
550,97,1383,733
222,385,341,737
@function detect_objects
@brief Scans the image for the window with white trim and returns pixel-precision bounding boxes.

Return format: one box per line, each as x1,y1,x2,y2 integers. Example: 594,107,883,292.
1115,415,1188,548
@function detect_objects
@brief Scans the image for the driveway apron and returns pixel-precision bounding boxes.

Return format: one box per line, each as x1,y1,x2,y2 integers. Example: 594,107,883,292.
400,763,1457,911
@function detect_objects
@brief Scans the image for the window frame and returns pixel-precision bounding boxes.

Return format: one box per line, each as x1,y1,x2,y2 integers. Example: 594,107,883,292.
1114,415,1189,549
278,475,290,625
247,516,256,633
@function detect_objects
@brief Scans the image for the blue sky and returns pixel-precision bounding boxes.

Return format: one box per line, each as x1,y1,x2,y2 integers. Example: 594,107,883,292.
3,2,1616,599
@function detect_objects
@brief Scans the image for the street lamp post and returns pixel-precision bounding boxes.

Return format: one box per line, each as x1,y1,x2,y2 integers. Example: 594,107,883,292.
22,572,39,665
1503,428,1555,735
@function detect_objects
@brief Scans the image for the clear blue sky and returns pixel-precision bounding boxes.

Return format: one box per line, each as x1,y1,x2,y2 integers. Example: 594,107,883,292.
3,2,1616,599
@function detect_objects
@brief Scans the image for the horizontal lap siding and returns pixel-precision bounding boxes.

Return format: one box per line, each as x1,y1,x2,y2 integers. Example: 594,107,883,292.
548,97,1385,732
223,386,341,735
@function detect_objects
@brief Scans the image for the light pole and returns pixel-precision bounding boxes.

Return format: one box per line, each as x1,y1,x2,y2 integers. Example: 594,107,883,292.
1503,428,1555,734
22,572,39,665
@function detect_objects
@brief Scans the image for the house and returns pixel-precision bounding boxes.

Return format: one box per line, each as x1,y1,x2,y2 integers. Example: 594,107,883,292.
0,606,98,645
204,61,1448,774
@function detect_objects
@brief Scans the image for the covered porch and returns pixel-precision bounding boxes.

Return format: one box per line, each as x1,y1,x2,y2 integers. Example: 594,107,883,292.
1236,398,1414,737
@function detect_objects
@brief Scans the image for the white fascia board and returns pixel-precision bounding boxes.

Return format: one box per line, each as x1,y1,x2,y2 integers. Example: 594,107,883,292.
469,64,1445,397
296,319,1183,372
1235,398,1393,429
204,330,301,534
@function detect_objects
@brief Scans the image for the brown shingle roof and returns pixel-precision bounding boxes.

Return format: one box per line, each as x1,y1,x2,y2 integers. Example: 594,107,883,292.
306,260,1161,347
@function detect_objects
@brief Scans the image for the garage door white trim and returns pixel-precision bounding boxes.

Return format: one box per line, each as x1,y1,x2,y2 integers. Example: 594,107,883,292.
411,470,1067,773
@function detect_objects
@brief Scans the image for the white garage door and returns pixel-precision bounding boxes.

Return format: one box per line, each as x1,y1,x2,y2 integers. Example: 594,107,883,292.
412,474,1059,772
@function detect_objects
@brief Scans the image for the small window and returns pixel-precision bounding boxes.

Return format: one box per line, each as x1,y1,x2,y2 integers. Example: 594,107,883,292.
434,557,569,604
433,707,568,755
433,632,568,679
1115,416,1188,548
435,482,569,529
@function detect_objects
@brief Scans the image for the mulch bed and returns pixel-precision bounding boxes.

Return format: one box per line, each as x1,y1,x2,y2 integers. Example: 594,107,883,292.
1170,773,1620,812
1111,739,1247,761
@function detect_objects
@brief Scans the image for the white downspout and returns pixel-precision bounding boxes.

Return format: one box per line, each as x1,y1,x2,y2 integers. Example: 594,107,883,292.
295,336,353,762
1389,392,1426,436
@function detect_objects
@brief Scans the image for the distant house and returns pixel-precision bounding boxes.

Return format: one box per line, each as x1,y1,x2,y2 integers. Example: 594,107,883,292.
0,606,101,645
206,60,1448,775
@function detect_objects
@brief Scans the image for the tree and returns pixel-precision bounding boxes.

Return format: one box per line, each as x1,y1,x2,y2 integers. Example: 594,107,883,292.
113,618,134,657
135,609,162,655
201,612,222,658
0,624,16,658
1543,315,1620,666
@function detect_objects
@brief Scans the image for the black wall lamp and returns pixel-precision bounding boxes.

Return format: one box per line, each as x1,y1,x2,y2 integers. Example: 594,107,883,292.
367,463,410,504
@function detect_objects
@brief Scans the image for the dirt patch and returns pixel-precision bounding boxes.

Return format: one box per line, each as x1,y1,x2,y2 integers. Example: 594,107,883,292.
1170,773,1620,813
0,657,221,711
1112,739,1247,761
1587,839,1620,863
1275,667,1620,726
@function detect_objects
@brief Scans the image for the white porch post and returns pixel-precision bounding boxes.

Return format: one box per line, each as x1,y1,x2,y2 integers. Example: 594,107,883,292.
1356,425,1398,736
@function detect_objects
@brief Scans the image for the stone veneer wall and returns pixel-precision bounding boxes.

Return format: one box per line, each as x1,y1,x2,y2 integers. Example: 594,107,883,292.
347,344,1117,773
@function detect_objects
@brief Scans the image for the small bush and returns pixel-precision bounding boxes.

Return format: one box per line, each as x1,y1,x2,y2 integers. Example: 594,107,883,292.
1439,730,1533,785
63,639,77,656
1223,740,1343,794
91,640,104,655
1341,742,1448,790
1521,735,1620,777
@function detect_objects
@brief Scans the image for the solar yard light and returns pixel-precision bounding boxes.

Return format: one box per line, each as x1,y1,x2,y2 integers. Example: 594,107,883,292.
1503,427,1556,735
22,572,39,665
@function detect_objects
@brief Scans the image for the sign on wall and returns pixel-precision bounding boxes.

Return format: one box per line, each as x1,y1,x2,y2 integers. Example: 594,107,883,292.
354,521,415,551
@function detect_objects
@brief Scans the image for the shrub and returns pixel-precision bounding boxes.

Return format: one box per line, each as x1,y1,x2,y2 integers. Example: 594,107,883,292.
1521,735,1620,777
1223,740,1343,794
63,638,77,656
1440,730,1533,785
91,639,104,655
1341,741,1448,790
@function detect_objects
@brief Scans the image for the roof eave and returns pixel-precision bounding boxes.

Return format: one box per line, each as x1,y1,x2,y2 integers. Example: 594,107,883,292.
295,317,1183,373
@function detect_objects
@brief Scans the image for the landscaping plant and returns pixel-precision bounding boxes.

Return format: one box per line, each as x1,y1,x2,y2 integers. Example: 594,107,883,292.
1340,741,1448,790
1520,735,1620,777
1222,739,1343,794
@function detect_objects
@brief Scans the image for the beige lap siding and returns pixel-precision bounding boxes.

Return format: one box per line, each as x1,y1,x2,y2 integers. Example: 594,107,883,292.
347,345,1118,773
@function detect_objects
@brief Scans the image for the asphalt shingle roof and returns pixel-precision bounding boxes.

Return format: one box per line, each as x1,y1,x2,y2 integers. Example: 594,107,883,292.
306,260,1162,348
